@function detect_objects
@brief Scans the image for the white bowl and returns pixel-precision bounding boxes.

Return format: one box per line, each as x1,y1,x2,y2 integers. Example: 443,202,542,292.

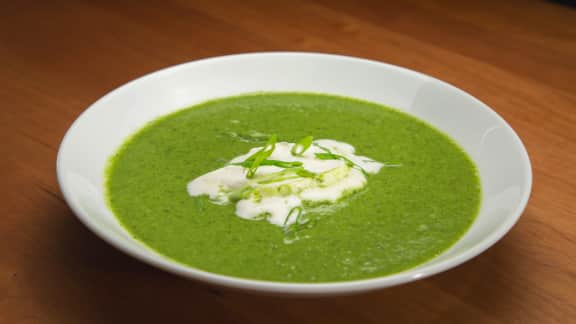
57,52,532,296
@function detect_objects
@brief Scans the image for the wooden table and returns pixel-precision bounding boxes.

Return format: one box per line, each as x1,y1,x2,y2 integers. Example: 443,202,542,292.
2,1,575,323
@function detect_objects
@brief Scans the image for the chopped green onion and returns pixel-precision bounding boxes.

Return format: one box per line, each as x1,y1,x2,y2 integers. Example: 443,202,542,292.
244,135,277,178
255,167,315,184
228,185,255,202
313,142,332,153
315,152,343,161
314,148,368,176
233,159,303,169
295,167,316,178
256,173,302,185
315,152,355,168
266,160,303,168
283,206,303,227
291,136,314,156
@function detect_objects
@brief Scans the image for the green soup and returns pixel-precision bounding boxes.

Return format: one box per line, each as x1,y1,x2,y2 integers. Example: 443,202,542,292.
106,92,480,282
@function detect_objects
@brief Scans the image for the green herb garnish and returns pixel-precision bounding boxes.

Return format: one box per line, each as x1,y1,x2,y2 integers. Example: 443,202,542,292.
313,144,368,175
283,206,303,227
291,135,314,156
242,135,277,178
233,159,303,169
295,167,316,178
255,167,315,184
228,185,255,202
234,135,319,179
314,152,355,166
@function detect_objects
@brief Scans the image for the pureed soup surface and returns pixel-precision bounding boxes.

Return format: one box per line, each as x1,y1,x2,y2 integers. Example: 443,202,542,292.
106,93,481,282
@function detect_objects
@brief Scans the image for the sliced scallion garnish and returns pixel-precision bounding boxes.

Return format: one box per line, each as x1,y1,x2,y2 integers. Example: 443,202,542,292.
243,135,277,178
313,143,368,175
228,185,255,202
291,135,314,156
283,206,303,227
233,159,303,169
255,167,315,184
295,167,316,178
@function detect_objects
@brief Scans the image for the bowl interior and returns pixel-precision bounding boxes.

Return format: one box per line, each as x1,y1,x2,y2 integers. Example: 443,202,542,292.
57,53,531,295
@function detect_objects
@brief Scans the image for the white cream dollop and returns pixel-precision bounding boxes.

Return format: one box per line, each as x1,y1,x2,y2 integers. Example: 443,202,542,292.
187,139,384,227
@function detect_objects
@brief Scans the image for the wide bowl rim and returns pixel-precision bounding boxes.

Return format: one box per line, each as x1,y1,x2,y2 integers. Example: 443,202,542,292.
56,51,532,295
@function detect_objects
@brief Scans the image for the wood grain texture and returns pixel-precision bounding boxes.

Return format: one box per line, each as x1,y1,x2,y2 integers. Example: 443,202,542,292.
1,0,575,323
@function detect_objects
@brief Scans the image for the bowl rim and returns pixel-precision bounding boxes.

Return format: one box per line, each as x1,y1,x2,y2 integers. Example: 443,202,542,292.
56,51,532,295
